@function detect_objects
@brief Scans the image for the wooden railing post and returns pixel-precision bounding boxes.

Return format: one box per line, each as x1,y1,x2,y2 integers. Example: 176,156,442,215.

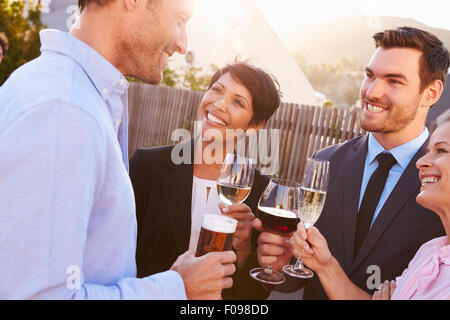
128,83,365,181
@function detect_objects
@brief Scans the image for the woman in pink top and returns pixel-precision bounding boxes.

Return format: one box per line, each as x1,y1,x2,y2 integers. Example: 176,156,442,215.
291,109,450,300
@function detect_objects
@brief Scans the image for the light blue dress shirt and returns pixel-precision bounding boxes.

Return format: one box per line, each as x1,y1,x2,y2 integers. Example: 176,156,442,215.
0,30,186,299
358,128,429,227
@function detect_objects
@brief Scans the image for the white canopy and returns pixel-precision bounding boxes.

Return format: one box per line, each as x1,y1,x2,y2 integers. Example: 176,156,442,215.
171,0,320,105
39,0,319,105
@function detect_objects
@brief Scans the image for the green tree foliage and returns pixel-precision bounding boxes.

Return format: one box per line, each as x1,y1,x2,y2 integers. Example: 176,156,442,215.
0,0,46,85
129,64,215,92
295,54,363,108
161,63,218,92
181,66,211,91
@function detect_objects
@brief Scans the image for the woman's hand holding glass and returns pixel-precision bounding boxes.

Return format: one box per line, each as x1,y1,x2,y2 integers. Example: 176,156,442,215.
290,222,334,275
283,158,329,279
217,153,256,267
219,202,255,267
372,280,396,300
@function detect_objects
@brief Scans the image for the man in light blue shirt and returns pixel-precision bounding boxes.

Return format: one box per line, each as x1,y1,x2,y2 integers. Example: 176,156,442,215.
0,0,236,299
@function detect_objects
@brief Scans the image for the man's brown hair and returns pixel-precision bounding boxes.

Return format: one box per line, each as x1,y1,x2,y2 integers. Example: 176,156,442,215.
373,26,450,93
78,0,111,12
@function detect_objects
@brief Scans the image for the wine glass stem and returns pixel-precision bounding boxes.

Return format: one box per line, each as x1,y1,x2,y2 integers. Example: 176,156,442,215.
294,224,310,270
293,258,304,271
264,265,273,275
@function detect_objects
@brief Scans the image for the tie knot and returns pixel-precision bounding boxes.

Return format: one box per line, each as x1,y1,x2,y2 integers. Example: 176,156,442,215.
376,153,397,170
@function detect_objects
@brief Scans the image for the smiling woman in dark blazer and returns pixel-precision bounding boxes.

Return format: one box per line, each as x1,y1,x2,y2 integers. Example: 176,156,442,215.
129,62,282,299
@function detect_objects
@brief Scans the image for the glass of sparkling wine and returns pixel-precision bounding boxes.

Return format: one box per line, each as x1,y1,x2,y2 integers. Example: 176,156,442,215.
217,153,255,205
283,158,329,279
250,178,301,285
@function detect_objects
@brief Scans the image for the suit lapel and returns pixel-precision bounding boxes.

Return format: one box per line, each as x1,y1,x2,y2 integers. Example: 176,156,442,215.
160,140,195,254
349,139,428,274
341,135,368,271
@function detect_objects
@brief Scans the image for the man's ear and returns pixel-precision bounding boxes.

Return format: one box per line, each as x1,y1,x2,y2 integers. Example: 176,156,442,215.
422,79,444,108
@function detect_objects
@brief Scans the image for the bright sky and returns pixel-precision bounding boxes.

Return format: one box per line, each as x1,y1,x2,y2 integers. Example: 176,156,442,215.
252,0,450,33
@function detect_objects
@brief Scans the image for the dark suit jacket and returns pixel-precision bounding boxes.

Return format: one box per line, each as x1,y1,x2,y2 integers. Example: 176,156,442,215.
129,140,270,299
303,134,445,299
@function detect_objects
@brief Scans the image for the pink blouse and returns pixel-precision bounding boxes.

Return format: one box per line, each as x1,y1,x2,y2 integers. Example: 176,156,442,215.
392,236,450,300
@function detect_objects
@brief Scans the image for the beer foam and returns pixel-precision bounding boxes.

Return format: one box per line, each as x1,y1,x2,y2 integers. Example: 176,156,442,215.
202,214,237,233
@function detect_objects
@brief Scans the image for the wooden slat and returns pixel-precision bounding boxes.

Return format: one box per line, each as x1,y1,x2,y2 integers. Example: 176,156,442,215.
285,105,302,181
128,83,364,181
292,105,311,181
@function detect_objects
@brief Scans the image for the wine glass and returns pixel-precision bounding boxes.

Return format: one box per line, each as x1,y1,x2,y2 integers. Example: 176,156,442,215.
283,158,329,279
250,178,300,285
217,153,255,205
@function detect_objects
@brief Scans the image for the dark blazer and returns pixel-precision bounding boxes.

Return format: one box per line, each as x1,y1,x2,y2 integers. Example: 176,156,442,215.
303,134,445,299
129,140,270,299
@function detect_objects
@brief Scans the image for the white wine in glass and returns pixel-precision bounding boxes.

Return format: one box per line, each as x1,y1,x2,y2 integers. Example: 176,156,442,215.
217,183,252,206
283,158,329,279
298,187,327,228
217,153,255,206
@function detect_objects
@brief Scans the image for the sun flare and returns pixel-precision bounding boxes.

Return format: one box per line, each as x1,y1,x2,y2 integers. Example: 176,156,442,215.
193,0,245,26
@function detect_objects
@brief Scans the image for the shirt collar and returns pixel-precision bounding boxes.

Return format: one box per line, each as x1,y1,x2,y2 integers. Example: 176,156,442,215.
367,127,429,169
434,236,450,264
39,29,129,100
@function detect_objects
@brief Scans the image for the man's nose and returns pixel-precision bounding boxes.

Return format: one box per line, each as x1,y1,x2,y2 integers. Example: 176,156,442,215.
365,79,385,100
174,26,188,55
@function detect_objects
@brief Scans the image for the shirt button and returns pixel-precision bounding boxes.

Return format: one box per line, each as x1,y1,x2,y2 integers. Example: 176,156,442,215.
115,120,121,127
102,88,108,95
119,78,125,86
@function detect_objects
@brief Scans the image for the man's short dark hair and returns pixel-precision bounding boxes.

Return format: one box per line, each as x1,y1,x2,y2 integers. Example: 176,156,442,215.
0,32,8,56
78,0,111,12
373,26,450,92
208,62,282,126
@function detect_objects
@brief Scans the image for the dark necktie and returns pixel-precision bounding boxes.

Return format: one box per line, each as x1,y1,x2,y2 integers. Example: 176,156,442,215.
354,153,397,256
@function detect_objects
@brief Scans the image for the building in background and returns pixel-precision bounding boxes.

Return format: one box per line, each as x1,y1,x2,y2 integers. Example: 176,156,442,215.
38,0,320,106
170,0,320,105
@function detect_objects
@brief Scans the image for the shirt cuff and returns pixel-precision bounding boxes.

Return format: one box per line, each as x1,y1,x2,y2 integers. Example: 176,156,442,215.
149,270,187,300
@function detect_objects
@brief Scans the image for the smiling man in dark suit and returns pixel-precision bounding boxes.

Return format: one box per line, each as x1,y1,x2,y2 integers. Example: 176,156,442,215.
255,26,449,299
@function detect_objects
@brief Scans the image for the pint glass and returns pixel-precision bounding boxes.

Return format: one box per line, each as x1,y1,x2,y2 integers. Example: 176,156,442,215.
195,214,237,257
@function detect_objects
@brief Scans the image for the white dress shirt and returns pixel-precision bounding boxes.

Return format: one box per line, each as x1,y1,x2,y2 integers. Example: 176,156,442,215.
0,30,186,299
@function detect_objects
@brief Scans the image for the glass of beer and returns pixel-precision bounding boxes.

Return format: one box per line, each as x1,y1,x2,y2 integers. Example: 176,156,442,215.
195,214,238,257
283,158,329,279
217,153,255,206
249,178,301,285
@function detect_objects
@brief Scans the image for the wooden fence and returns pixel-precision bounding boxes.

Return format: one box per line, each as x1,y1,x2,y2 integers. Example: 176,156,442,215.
128,83,365,182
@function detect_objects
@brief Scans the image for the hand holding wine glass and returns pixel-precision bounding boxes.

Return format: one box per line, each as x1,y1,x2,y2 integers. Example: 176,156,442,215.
283,158,329,279
217,153,256,265
219,202,255,267
290,222,334,275
250,178,300,285
254,227,293,274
